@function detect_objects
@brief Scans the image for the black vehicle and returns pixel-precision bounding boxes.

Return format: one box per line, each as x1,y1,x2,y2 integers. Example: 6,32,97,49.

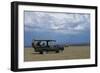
32,40,64,54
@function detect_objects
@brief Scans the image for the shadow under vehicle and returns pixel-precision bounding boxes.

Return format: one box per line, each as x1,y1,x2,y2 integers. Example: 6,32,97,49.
32,40,64,54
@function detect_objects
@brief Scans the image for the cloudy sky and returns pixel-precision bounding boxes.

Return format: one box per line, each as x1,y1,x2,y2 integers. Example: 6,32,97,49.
24,11,90,46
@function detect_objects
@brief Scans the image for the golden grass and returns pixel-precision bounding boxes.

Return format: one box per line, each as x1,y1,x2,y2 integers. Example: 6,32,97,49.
24,45,90,62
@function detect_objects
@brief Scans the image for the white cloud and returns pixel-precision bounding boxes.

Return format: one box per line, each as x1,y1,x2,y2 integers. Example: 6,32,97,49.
74,25,84,30
24,11,90,34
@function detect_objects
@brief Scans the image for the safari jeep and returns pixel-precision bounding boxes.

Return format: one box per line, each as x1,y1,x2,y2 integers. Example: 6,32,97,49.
32,40,64,54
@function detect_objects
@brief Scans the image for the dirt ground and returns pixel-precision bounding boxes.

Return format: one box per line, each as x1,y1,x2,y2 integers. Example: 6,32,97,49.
24,45,90,62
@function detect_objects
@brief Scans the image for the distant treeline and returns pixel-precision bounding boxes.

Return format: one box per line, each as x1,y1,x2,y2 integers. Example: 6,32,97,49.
68,43,90,46
24,43,90,48
24,46,32,48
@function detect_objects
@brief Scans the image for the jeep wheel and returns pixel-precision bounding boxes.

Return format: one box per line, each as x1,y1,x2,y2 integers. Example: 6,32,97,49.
56,50,59,53
40,52,43,54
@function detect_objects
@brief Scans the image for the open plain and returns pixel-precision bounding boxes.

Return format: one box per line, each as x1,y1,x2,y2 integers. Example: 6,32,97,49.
24,45,90,61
